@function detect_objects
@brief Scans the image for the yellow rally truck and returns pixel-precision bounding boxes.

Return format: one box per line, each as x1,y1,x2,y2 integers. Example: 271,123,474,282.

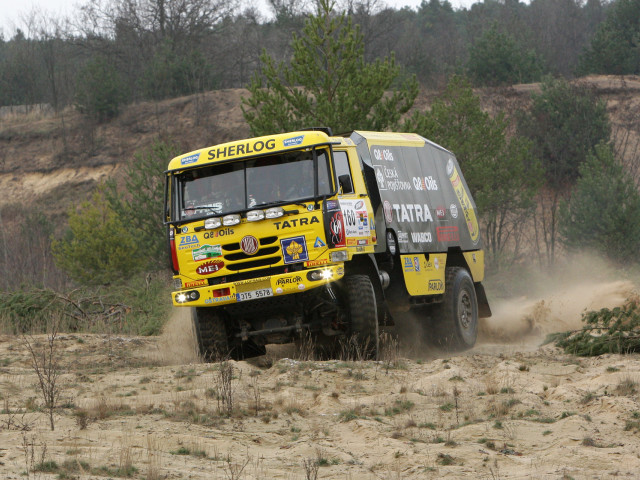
164,128,491,360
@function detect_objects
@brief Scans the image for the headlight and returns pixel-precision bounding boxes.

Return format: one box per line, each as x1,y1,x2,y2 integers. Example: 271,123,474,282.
265,207,284,218
330,250,348,262
223,214,241,226
204,217,222,229
176,293,187,303
246,210,265,222
175,291,200,303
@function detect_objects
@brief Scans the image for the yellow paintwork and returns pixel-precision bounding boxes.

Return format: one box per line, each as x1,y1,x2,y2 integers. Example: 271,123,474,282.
400,253,447,295
463,250,485,282
167,131,335,171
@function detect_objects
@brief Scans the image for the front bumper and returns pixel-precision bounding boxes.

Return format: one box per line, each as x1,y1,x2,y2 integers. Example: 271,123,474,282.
172,263,345,307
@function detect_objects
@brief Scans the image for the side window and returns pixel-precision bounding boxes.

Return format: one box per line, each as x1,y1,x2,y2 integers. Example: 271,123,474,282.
333,151,354,194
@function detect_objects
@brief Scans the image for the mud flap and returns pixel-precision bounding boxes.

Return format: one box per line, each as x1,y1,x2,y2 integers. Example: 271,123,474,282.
475,283,492,318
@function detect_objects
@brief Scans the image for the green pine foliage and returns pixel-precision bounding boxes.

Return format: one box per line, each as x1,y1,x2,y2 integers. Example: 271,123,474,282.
578,0,640,75
105,140,181,271
51,190,144,286
242,0,419,135
74,56,127,122
549,296,640,356
467,23,545,87
560,143,640,263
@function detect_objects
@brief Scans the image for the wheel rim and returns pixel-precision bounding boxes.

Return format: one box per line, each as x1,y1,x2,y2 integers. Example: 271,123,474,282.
458,290,473,330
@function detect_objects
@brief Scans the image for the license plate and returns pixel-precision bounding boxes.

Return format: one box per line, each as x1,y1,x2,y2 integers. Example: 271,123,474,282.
236,288,273,302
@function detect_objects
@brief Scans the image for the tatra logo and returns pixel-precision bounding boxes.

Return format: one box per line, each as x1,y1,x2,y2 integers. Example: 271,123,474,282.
204,228,234,239
196,259,224,275
274,216,319,230
207,138,276,160
276,276,302,286
240,235,259,255
392,204,434,223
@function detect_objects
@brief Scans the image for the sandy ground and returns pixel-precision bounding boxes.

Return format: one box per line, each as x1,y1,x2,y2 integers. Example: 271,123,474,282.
1,279,640,480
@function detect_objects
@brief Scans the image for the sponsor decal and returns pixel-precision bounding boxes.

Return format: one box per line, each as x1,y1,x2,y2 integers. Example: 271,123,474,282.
413,256,420,272
305,258,329,267
411,231,432,243
281,236,309,264
374,165,411,191
354,200,364,210
207,138,276,161
437,226,460,242
240,235,259,255
181,226,189,233
392,204,434,223
383,200,393,223
192,244,222,262
180,153,199,165
205,295,233,304
203,227,234,239
428,280,444,290
196,259,224,275
273,216,319,230
372,147,394,162
397,231,409,244
339,199,371,238
472,253,477,263
434,257,440,270
346,238,357,246
357,239,368,245
307,204,315,211
184,279,207,288
403,257,414,271
283,135,304,147
276,275,303,286
412,176,439,191
329,211,345,247
356,246,365,252
450,204,458,219
325,200,339,209
435,206,446,219
447,159,479,244
178,234,199,250
314,237,326,248
235,276,270,285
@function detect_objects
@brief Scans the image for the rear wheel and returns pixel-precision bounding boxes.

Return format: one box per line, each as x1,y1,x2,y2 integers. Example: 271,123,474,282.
344,275,379,359
429,267,478,351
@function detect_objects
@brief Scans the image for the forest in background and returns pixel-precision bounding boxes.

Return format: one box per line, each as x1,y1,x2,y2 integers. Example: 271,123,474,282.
1,0,638,112
1,0,640,336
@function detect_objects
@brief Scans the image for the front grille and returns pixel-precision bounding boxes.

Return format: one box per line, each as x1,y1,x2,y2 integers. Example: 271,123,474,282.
222,236,282,269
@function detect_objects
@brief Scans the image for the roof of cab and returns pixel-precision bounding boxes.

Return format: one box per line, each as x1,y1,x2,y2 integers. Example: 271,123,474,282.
167,130,334,171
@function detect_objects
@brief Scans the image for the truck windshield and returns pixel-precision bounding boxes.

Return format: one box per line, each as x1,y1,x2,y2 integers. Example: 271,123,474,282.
175,148,332,221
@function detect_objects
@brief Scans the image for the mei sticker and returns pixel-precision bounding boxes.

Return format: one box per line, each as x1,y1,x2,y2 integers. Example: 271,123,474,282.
281,236,309,264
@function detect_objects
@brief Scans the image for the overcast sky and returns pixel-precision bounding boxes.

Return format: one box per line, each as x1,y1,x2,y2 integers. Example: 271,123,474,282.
0,0,477,36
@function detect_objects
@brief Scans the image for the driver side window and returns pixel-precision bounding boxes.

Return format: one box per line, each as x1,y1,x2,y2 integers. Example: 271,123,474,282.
334,151,354,194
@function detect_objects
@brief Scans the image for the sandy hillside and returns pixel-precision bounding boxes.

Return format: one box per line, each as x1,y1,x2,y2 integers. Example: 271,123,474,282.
1,277,640,480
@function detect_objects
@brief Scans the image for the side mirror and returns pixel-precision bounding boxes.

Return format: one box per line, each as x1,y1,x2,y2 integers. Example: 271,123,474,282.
338,174,353,194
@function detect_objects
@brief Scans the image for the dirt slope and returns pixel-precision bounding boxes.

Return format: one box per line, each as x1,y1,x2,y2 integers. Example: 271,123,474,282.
1,277,639,479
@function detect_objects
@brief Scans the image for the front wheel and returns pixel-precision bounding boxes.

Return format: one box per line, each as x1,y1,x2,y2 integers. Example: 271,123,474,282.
192,307,230,361
344,275,379,359
429,267,478,351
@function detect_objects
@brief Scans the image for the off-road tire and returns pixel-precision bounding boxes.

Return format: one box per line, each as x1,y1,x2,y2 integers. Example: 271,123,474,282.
344,275,379,360
192,307,230,361
429,267,478,351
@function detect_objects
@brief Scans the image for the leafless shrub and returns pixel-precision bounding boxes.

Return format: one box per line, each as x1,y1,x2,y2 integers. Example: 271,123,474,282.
22,316,62,431
295,330,316,361
223,448,250,480
250,374,261,416
302,456,319,480
1,399,36,431
216,358,235,416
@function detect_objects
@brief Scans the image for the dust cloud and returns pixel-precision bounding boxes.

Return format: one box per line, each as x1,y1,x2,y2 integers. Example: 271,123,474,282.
145,307,201,365
479,253,636,344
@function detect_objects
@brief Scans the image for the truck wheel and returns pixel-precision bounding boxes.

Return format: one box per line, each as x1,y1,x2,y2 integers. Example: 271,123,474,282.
344,275,379,359
430,267,478,351
192,307,230,361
